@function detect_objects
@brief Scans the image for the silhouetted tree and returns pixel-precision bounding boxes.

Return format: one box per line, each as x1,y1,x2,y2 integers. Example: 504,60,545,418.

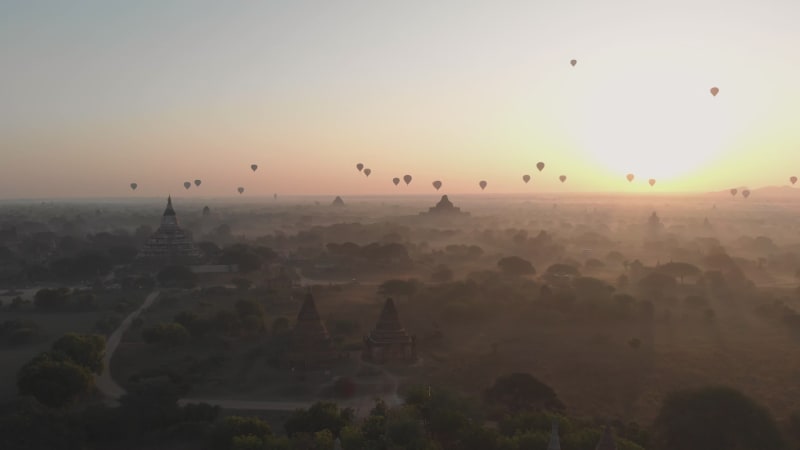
497,256,536,277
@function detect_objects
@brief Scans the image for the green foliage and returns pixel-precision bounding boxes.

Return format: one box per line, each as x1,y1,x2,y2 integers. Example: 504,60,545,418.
236,299,264,319
34,287,71,311
652,386,784,450
52,333,106,374
272,316,290,334
0,398,86,450
212,416,273,450
17,352,93,408
284,401,354,437
142,322,190,346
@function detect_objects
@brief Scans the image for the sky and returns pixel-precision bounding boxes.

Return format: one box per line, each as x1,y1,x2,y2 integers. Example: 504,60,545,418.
2,0,800,198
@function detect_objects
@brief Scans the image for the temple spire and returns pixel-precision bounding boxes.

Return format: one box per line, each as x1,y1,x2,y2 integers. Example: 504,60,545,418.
163,196,176,217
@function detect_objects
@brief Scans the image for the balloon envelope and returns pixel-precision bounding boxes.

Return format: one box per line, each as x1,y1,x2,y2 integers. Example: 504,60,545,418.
356,163,364,172
536,162,545,172
791,176,798,185
130,183,137,191
194,179,201,187
559,175,566,183
392,177,400,186
710,87,719,97
363,168,371,177
742,189,751,198
184,182,191,190
250,164,258,172
479,180,487,190
522,174,531,183
730,188,737,196
237,187,245,194
570,59,577,67
648,178,656,186
432,180,442,191
403,175,412,185
626,173,634,182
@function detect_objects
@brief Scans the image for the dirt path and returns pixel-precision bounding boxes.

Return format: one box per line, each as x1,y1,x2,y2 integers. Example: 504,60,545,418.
95,290,160,403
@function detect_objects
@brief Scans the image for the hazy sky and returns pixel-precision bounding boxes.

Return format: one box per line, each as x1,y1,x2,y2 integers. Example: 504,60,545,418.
3,0,800,198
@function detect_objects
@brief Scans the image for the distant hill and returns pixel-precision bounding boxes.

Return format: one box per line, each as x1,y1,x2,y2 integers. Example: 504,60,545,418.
707,185,799,199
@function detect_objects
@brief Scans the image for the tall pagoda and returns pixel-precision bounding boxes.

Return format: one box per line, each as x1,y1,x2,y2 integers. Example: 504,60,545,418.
284,293,340,368
363,298,417,363
139,196,201,263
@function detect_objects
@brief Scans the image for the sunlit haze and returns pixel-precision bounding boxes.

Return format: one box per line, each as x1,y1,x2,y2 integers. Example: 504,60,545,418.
3,0,800,198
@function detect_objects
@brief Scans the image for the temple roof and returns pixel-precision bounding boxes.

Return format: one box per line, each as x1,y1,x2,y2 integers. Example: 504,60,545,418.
291,293,333,348
595,426,617,450
163,196,176,217
367,298,413,344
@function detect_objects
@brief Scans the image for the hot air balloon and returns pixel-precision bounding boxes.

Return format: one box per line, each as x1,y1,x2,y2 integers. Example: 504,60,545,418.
392,177,400,186
432,180,442,191
742,189,750,198
356,163,364,172
570,59,577,67
648,179,656,187
237,187,245,194
250,164,258,172
791,176,797,185
522,174,531,183
184,181,191,190
364,168,372,177
194,179,202,187
730,188,738,196
479,180,487,190
710,87,719,97
403,175,412,186
626,173,634,182
537,162,545,172
559,175,566,183
130,183,138,191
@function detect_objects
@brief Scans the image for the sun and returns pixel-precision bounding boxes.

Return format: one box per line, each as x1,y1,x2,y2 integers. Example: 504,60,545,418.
573,64,733,183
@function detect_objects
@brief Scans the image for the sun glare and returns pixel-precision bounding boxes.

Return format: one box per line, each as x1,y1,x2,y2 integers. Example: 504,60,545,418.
574,64,734,184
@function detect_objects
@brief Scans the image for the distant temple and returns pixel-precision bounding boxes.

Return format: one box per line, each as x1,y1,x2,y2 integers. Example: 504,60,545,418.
284,293,341,368
363,298,417,363
421,195,469,216
332,196,345,207
138,196,201,263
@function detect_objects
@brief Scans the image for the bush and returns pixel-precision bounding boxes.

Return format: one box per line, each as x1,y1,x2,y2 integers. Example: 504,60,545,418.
142,323,190,346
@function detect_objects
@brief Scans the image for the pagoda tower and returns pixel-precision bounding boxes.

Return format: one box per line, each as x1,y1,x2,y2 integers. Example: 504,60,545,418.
285,293,340,368
363,298,417,363
139,196,201,264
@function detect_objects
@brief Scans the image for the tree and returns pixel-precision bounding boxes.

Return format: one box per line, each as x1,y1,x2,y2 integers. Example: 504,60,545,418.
431,265,454,283
272,317,290,335
235,299,264,319
17,352,93,408
497,257,536,277
637,272,677,298
52,333,106,374
485,373,564,413
544,264,580,279
284,401,354,437
652,386,783,450
658,262,701,284
34,288,71,311
211,416,273,450
142,323,190,346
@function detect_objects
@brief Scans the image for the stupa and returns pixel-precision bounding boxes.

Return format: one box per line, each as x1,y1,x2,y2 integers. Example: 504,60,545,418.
284,293,340,368
332,196,345,207
138,196,201,263
421,195,469,216
363,298,417,363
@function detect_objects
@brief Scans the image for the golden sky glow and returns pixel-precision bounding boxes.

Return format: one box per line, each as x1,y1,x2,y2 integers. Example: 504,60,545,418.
2,1,800,198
